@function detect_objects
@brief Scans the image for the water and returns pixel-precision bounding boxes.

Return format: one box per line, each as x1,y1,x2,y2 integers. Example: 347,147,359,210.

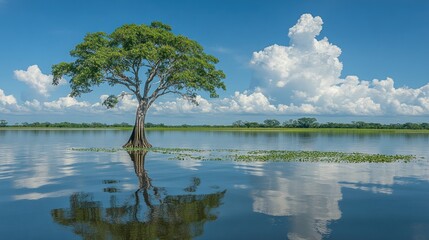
0,130,428,239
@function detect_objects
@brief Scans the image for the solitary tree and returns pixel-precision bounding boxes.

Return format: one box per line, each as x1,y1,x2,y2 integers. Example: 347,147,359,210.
52,22,226,148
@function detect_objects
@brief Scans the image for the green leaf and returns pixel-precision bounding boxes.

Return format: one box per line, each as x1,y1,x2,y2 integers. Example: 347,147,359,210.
102,95,119,109
52,21,226,109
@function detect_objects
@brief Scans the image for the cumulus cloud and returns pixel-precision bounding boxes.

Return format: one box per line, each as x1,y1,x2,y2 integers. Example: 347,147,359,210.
249,13,429,116
150,13,429,116
42,96,92,110
153,92,272,115
14,65,65,97
112,94,139,112
219,91,276,113
19,93,137,114
0,88,17,106
5,14,429,117
7,89,314,116
151,91,315,115
0,88,24,113
23,95,107,113
153,95,212,114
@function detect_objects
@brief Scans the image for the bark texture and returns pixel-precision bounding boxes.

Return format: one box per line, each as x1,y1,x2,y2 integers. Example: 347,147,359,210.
123,103,152,148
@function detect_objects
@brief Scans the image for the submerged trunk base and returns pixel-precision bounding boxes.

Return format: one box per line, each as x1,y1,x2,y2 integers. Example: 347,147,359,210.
122,122,152,148
123,140,152,149
124,103,152,149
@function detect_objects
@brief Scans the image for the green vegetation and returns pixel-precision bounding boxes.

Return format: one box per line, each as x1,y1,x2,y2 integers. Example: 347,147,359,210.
52,21,225,148
146,127,429,134
2,117,428,132
70,147,416,163
233,150,414,163
233,117,429,130
1,121,132,128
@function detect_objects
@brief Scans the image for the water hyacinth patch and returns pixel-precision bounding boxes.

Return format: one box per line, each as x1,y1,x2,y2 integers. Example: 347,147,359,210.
70,147,417,163
233,150,415,163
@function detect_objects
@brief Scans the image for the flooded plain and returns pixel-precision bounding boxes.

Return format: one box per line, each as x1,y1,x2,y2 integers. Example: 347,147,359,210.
0,130,428,239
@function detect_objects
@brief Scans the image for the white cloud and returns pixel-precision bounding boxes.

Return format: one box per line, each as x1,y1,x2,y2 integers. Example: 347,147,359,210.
152,92,266,114
42,95,91,110
24,99,42,111
115,94,139,112
251,15,342,93
4,14,429,117
153,95,213,114
0,88,25,113
0,88,17,105
151,91,315,115
10,90,314,116
151,14,429,116
249,13,429,116
14,65,65,97
20,93,137,114
220,91,276,113
92,94,138,112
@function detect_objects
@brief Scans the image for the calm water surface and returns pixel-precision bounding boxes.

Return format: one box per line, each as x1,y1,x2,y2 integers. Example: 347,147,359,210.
0,130,428,240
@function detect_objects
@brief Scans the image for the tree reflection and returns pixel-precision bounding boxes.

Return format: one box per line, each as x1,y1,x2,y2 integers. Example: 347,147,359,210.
51,150,226,240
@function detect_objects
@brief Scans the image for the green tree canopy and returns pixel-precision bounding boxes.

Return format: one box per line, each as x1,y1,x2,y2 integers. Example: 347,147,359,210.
0,120,7,127
263,119,280,128
52,22,226,147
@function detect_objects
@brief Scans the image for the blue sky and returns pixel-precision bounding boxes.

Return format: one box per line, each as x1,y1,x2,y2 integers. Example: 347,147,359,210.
1,0,428,124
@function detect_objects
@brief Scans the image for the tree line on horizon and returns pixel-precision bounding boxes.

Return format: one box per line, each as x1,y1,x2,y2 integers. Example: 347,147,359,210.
0,118,428,130
232,118,429,130
0,121,132,128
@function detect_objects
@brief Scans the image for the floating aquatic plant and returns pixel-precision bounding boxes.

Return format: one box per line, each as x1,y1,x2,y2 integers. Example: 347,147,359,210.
70,147,417,163
233,150,414,163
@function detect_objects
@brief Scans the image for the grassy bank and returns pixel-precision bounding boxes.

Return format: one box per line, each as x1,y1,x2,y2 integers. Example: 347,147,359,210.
2,126,429,134
144,127,429,134
0,127,131,131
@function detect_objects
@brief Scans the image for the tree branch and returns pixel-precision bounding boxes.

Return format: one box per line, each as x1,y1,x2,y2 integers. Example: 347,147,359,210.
142,60,161,99
106,76,140,100
131,58,142,97
158,58,177,81
148,89,182,107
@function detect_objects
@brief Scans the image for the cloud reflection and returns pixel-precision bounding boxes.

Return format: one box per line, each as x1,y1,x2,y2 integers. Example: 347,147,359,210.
14,189,75,201
242,161,429,240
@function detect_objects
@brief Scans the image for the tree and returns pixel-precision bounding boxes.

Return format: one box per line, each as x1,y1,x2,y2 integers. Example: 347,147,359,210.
244,121,260,128
52,22,226,148
282,119,295,128
0,120,7,127
295,117,318,128
263,119,280,128
232,120,244,127
51,150,226,239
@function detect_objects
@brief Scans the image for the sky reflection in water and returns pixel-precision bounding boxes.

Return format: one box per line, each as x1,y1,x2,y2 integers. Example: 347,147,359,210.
0,130,428,239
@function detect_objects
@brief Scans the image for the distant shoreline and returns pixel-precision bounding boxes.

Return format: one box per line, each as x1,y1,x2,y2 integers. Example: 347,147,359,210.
1,127,429,134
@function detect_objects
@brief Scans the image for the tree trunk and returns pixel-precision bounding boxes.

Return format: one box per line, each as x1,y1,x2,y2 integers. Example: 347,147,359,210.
127,150,153,219
128,150,152,190
123,103,152,148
